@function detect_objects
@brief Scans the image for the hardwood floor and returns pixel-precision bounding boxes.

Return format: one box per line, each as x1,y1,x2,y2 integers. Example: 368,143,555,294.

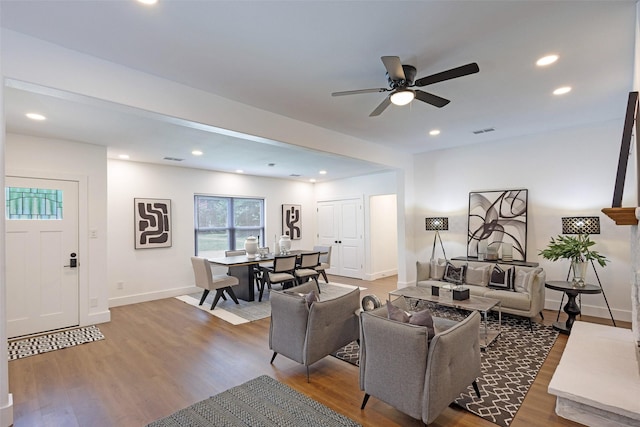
8,275,629,427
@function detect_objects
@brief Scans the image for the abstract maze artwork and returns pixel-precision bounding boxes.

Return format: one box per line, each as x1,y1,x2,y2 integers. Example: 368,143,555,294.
282,204,301,240
135,198,172,249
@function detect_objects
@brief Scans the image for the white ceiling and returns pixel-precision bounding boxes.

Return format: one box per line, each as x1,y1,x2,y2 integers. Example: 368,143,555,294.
1,0,636,181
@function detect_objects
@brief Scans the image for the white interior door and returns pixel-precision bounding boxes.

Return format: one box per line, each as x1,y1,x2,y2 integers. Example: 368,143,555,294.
6,177,79,338
317,198,364,279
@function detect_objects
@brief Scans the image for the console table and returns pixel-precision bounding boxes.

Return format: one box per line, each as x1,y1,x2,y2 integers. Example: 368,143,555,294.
451,256,539,267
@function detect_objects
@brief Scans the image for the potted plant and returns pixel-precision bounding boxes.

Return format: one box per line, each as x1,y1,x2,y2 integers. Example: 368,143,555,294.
539,234,608,286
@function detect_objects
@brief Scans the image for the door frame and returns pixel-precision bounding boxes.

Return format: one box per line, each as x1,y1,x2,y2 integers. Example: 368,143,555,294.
6,169,90,328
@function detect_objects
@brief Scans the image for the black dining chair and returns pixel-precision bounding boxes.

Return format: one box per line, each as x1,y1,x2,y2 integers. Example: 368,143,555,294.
258,255,297,301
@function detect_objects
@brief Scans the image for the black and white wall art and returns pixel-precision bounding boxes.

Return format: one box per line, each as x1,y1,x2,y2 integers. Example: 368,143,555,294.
135,198,172,249
282,204,302,240
467,190,528,261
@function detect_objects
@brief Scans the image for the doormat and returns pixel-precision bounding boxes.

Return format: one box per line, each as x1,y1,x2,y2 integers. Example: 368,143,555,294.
8,325,105,361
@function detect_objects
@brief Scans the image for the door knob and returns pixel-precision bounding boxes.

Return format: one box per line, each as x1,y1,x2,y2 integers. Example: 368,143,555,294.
64,252,78,268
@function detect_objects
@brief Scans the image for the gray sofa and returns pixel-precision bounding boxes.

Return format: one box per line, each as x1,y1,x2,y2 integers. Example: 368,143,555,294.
359,298,481,425
416,259,546,326
269,281,360,381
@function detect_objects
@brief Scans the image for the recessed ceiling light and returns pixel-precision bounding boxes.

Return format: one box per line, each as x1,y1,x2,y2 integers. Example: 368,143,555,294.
236,169,244,174
137,0,158,5
319,170,327,175
26,113,46,121
429,129,441,136
310,179,317,183
553,86,572,95
537,55,559,66
118,154,130,160
191,150,203,156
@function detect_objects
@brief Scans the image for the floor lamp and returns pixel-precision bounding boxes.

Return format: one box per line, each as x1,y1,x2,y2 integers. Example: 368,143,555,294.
556,216,616,327
425,217,448,261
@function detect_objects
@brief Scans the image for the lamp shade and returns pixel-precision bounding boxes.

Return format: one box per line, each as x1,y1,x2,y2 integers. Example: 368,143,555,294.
561,216,600,235
425,217,449,231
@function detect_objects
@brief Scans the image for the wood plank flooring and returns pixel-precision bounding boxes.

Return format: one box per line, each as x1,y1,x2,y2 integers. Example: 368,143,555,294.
8,275,629,427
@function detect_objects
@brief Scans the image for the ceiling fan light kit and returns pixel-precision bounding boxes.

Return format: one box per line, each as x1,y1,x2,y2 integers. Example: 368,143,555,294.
390,89,415,106
332,56,479,116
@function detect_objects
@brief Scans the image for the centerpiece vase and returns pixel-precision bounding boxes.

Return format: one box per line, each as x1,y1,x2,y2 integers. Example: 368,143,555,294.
278,235,291,255
571,260,588,287
244,236,259,259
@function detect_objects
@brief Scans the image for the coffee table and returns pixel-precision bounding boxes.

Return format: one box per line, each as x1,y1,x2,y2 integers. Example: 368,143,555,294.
389,286,502,349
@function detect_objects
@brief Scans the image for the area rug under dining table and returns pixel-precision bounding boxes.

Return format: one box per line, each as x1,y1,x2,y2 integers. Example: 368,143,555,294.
333,305,558,427
146,374,361,427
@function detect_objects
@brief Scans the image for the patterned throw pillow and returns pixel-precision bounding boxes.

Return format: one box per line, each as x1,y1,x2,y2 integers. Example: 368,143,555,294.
443,262,466,285
513,268,541,294
489,265,515,290
465,264,491,286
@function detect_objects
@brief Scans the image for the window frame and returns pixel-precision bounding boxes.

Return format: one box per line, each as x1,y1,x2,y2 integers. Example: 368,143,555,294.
194,195,265,256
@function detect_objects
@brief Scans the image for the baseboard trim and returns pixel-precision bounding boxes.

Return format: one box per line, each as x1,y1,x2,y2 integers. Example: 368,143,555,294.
365,269,398,281
544,298,631,323
85,310,111,326
109,286,200,308
1,393,13,427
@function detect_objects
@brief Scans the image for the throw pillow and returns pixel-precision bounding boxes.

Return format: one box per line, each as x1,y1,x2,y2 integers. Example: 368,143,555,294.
429,258,447,280
465,264,491,286
408,308,435,340
387,300,410,323
513,268,541,294
304,290,319,307
489,265,515,290
443,262,466,285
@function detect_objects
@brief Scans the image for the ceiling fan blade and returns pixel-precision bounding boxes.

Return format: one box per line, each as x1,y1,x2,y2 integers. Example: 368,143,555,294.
381,56,405,81
414,62,480,87
369,97,392,117
332,88,388,97
415,90,450,108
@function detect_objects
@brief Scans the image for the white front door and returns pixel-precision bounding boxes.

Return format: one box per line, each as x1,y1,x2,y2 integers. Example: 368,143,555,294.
6,177,79,338
317,198,364,279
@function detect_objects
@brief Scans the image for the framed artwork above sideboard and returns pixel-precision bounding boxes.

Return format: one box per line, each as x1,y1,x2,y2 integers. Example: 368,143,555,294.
467,189,528,262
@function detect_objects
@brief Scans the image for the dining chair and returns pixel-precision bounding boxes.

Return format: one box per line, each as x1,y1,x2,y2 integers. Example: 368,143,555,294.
190,256,240,310
225,249,246,256
259,255,297,301
313,245,332,283
294,252,321,294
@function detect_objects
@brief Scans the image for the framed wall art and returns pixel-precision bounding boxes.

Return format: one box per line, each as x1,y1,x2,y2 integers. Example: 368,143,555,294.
467,189,528,261
282,204,301,240
135,198,172,249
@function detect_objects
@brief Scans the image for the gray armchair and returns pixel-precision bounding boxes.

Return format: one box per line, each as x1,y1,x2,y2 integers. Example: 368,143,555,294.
269,281,360,381
359,300,482,425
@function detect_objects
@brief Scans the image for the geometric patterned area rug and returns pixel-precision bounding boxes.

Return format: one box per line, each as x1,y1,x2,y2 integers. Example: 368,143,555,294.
176,282,362,325
333,304,558,427
146,374,361,427
8,325,105,361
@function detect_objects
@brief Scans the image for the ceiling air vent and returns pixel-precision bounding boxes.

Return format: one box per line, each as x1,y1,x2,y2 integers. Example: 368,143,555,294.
163,157,184,162
472,127,495,135
289,174,301,177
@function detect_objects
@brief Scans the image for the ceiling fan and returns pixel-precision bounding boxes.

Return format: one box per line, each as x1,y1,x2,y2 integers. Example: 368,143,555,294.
331,56,479,117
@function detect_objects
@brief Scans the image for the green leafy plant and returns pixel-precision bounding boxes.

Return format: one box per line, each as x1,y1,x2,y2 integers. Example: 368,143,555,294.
539,234,608,267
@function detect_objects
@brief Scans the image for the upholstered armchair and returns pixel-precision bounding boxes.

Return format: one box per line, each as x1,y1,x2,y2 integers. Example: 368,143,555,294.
359,299,482,425
269,281,360,381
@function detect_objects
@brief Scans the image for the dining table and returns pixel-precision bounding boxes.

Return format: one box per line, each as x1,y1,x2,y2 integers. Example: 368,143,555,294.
207,250,323,301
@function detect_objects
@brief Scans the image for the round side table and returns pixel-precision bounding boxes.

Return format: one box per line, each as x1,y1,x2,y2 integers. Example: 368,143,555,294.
544,281,602,334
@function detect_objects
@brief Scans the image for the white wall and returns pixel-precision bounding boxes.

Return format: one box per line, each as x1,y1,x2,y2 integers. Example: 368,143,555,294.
108,159,317,306
370,194,398,280
5,133,110,325
413,119,636,322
